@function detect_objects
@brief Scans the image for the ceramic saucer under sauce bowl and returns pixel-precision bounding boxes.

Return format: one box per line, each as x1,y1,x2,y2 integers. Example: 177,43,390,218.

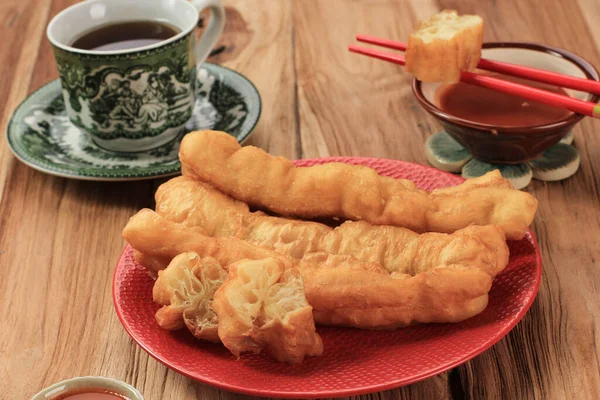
7,63,261,181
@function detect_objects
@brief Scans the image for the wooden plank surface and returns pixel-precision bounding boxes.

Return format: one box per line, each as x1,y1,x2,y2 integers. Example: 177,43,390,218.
1,0,599,398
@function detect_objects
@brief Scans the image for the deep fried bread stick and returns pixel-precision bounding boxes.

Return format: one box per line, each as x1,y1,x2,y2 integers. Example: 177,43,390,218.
179,130,537,240
155,252,322,363
123,210,494,328
155,176,509,277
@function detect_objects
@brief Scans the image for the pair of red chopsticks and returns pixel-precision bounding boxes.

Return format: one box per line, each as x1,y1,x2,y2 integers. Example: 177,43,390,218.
349,35,600,119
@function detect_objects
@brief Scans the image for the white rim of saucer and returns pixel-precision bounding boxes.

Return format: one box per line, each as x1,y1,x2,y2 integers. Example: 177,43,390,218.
30,376,144,400
46,0,199,56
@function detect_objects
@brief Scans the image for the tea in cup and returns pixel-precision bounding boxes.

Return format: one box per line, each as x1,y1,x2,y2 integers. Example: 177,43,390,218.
47,0,225,152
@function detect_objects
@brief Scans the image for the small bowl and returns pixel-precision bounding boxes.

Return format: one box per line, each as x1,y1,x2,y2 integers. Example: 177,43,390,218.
413,42,600,164
30,376,144,400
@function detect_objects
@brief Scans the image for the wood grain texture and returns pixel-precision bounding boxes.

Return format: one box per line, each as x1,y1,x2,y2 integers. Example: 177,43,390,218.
0,0,599,399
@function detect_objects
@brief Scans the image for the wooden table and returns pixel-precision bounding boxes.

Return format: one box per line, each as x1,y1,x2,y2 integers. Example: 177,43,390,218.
2,0,600,398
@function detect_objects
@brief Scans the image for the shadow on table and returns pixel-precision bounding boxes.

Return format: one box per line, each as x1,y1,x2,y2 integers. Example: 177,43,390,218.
50,172,176,210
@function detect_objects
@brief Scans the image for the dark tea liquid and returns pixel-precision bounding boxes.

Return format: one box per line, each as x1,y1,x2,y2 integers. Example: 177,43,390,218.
71,20,180,51
434,73,573,127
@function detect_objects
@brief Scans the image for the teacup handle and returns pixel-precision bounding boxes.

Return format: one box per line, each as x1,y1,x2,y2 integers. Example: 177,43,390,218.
190,0,226,65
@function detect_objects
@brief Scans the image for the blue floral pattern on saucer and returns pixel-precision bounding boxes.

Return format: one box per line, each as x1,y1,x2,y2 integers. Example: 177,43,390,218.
425,131,579,189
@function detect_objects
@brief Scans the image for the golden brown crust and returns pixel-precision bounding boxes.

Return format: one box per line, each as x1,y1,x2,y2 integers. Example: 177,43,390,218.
405,10,483,83
313,295,489,329
122,208,293,269
156,176,329,259
428,185,537,241
134,249,169,278
155,176,509,277
301,264,491,328
179,130,537,240
325,223,508,277
123,210,504,329
180,131,430,232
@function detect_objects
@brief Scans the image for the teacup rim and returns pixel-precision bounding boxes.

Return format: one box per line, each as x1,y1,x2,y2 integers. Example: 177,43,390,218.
46,0,199,56
412,41,600,135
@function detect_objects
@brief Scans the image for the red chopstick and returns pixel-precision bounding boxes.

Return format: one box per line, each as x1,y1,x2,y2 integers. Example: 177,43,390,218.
348,45,600,118
356,34,600,96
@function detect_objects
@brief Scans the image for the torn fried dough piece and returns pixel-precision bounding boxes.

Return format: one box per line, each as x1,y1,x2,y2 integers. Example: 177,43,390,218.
179,130,537,240
405,10,483,83
259,268,324,362
155,176,509,277
123,210,498,329
153,252,322,362
212,258,323,363
212,259,279,356
153,252,228,342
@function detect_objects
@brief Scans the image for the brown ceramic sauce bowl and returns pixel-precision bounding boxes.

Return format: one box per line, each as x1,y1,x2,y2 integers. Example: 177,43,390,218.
413,42,600,164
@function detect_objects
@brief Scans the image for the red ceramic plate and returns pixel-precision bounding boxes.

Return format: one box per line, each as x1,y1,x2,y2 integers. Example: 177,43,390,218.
113,157,542,398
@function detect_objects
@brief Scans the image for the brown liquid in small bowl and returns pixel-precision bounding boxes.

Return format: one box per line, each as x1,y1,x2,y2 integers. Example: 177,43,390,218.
413,42,600,164
434,73,573,127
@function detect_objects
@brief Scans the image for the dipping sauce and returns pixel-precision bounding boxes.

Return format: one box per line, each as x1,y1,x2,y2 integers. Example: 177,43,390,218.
52,388,129,400
434,73,573,127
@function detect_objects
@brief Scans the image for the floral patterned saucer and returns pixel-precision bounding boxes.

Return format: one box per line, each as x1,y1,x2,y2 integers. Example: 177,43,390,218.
7,63,261,181
425,131,579,189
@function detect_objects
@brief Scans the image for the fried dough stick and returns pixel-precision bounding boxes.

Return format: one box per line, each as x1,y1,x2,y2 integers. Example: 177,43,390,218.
122,209,292,270
154,253,322,363
155,176,509,277
213,258,323,363
123,210,493,328
153,253,227,342
405,10,483,83
179,130,537,240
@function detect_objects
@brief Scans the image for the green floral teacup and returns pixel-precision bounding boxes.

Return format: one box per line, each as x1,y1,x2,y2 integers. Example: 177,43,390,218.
47,0,225,152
